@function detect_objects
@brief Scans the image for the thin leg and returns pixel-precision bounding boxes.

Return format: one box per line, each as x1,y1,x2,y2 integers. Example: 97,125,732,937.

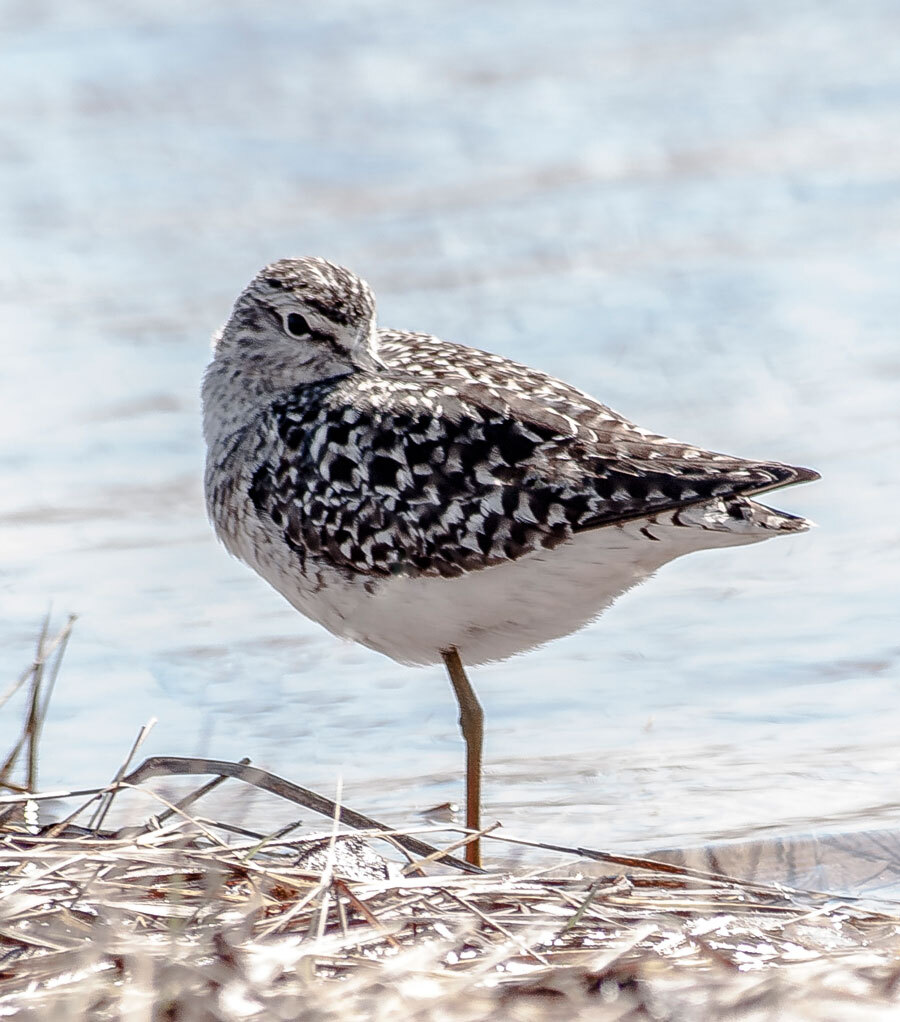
440,646,484,867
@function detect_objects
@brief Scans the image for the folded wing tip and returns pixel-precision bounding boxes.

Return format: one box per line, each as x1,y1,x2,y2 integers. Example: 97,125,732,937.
791,464,821,485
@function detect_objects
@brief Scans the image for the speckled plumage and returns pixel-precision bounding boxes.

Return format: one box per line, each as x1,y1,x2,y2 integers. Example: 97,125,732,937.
203,257,818,667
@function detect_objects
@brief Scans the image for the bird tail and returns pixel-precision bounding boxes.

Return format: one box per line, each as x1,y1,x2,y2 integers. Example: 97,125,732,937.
674,495,814,537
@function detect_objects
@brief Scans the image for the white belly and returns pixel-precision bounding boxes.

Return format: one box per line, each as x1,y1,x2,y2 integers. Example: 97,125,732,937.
256,500,782,666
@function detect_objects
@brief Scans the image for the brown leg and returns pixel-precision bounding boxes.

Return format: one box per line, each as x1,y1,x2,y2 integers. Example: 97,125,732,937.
440,646,484,867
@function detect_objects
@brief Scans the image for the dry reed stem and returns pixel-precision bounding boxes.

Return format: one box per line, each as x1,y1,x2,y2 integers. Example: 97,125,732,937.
5,620,900,1019
4,801,900,1020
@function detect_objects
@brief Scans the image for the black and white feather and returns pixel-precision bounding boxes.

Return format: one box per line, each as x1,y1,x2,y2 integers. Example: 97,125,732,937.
203,257,818,666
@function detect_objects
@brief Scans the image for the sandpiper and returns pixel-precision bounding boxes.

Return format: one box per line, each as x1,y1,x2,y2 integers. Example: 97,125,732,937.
202,257,818,866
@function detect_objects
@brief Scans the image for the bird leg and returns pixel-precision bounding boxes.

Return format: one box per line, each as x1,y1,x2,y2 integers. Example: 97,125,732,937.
440,646,484,867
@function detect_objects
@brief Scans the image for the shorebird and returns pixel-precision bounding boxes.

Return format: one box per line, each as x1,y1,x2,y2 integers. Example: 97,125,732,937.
202,257,818,866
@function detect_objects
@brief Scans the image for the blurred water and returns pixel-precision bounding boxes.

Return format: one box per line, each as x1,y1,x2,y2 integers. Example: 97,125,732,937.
1,0,899,861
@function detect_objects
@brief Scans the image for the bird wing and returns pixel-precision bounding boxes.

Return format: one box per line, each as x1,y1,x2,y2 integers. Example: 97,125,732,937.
249,336,817,580
376,329,817,514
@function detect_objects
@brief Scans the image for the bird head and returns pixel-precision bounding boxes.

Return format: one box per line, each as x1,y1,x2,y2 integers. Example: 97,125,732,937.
213,257,382,388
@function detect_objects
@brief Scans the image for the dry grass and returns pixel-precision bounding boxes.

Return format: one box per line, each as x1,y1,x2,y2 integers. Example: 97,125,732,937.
3,621,900,1020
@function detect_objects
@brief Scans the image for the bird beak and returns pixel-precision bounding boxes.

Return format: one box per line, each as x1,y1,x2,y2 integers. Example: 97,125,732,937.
353,348,386,373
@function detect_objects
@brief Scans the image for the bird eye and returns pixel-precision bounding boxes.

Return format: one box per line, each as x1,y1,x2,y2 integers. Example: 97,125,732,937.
265,277,284,289
284,312,311,337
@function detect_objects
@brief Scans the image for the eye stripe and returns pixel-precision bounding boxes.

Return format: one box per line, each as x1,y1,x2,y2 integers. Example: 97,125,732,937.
304,297,350,326
309,329,341,348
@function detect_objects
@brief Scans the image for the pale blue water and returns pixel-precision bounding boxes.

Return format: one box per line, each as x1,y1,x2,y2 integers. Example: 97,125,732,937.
1,1,899,859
